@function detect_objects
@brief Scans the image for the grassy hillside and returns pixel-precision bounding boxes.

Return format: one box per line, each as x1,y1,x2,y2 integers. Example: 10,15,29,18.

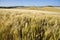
0,6,60,12
39,7,60,12
0,9,60,40
19,7,60,12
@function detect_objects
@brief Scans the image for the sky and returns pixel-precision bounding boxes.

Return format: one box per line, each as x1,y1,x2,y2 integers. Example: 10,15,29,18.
0,0,60,6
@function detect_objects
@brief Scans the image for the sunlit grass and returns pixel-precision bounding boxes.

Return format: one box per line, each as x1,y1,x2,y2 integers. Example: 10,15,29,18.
0,9,60,40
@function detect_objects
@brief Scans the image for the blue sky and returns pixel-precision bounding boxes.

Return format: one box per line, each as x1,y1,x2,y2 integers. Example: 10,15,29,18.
0,0,60,6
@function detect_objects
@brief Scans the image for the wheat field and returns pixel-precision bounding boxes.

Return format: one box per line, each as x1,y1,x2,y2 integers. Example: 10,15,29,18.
0,8,60,40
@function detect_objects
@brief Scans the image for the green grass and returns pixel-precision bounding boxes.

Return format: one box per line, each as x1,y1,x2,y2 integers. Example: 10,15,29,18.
0,10,60,40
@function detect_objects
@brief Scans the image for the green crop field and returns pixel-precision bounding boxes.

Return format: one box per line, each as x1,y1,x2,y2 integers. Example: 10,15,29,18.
0,7,60,40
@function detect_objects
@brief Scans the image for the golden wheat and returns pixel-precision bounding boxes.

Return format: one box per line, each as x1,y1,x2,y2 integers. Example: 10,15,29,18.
0,9,60,40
